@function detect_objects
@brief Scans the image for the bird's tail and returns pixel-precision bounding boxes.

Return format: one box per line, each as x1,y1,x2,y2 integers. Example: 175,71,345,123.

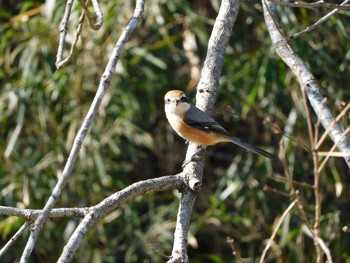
224,135,274,159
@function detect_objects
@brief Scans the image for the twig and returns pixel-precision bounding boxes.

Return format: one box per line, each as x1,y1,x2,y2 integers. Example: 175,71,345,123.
0,222,30,257
259,199,297,263
168,0,241,261
279,139,296,194
264,184,291,198
300,81,323,261
315,237,333,263
290,0,350,39
57,174,184,263
269,0,350,10
78,0,103,30
317,151,350,157
316,103,350,150
267,174,313,189
318,126,350,173
91,0,103,29
226,237,245,263
56,0,75,66
56,4,87,69
56,0,103,68
295,201,333,263
19,1,145,262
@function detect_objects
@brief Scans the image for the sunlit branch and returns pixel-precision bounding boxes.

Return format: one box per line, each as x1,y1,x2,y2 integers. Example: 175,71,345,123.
57,174,184,263
168,0,241,262
0,206,86,219
0,222,30,258
56,0,103,68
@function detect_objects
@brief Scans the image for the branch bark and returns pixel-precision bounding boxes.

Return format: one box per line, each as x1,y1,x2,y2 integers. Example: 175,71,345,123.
168,0,241,262
262,0,350,168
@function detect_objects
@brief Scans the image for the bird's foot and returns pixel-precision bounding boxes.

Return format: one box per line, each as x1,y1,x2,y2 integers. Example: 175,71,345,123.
182,146,205,168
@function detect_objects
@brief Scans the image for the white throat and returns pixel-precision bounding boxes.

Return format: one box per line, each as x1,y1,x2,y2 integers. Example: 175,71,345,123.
165,102,190,118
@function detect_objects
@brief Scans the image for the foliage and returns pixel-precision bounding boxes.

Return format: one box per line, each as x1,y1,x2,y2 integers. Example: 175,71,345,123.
0,0,349,262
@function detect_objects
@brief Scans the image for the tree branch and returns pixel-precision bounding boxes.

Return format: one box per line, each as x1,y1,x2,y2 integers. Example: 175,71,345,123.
262,0,350,168
57,174,184,263
19,1,145,262
259,199,297,263
168,0,241,262
0,222,30,257
56,0,104,68
0,206,86,219
290,0,350,39
269,0,350,10
78,0,103,31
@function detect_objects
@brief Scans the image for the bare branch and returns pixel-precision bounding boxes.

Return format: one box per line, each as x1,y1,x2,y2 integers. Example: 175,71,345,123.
262,0,350,168
259,199,297,263
290,0,350,39
0,206,86,219
56,0,75,66
78,0,103,30
317,151,350,157
90,0,103,29
318,126,350,172
56,0,103,68
169,0,241,261
295,200,333,263
19,1,145,262
168,190,196,263
270,0,350,10
316,102,350,150
0,222,30,257
56,6,87,69
57,174,184,263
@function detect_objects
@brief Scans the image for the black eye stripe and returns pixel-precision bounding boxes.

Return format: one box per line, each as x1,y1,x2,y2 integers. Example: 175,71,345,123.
180,96,188,103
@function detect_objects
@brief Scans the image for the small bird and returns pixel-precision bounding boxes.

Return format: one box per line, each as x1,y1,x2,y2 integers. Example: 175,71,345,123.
164,90,274,159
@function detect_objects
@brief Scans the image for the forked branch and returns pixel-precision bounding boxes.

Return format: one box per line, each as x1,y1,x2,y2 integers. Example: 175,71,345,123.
262,0,350,168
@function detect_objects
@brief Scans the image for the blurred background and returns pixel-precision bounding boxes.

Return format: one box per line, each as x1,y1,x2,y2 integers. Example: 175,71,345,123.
1,0,350,262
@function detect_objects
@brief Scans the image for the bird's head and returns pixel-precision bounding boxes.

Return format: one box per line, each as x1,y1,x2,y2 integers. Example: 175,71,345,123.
164,90,190,115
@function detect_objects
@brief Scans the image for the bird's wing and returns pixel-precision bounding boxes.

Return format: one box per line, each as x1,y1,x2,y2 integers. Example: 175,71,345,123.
184,105,229,134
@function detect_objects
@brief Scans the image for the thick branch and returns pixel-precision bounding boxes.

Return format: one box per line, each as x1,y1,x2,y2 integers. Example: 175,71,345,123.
262,0,350,168
19,1,145,262
57,174,184,263
168,0,241,262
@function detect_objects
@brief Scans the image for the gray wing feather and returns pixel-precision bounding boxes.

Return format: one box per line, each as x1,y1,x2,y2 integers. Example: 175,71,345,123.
184,105,229,134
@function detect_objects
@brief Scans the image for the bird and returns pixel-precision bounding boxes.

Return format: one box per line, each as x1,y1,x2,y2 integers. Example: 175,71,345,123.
164,90,274,159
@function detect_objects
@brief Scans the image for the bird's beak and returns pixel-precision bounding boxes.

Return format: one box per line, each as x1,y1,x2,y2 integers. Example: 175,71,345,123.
175,100,180,106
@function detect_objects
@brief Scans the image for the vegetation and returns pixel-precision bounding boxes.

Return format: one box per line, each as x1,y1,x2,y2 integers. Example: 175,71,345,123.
0,0,349,262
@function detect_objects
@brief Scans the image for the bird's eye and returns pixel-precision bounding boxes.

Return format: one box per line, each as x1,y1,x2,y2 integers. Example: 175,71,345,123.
166,98,171,103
